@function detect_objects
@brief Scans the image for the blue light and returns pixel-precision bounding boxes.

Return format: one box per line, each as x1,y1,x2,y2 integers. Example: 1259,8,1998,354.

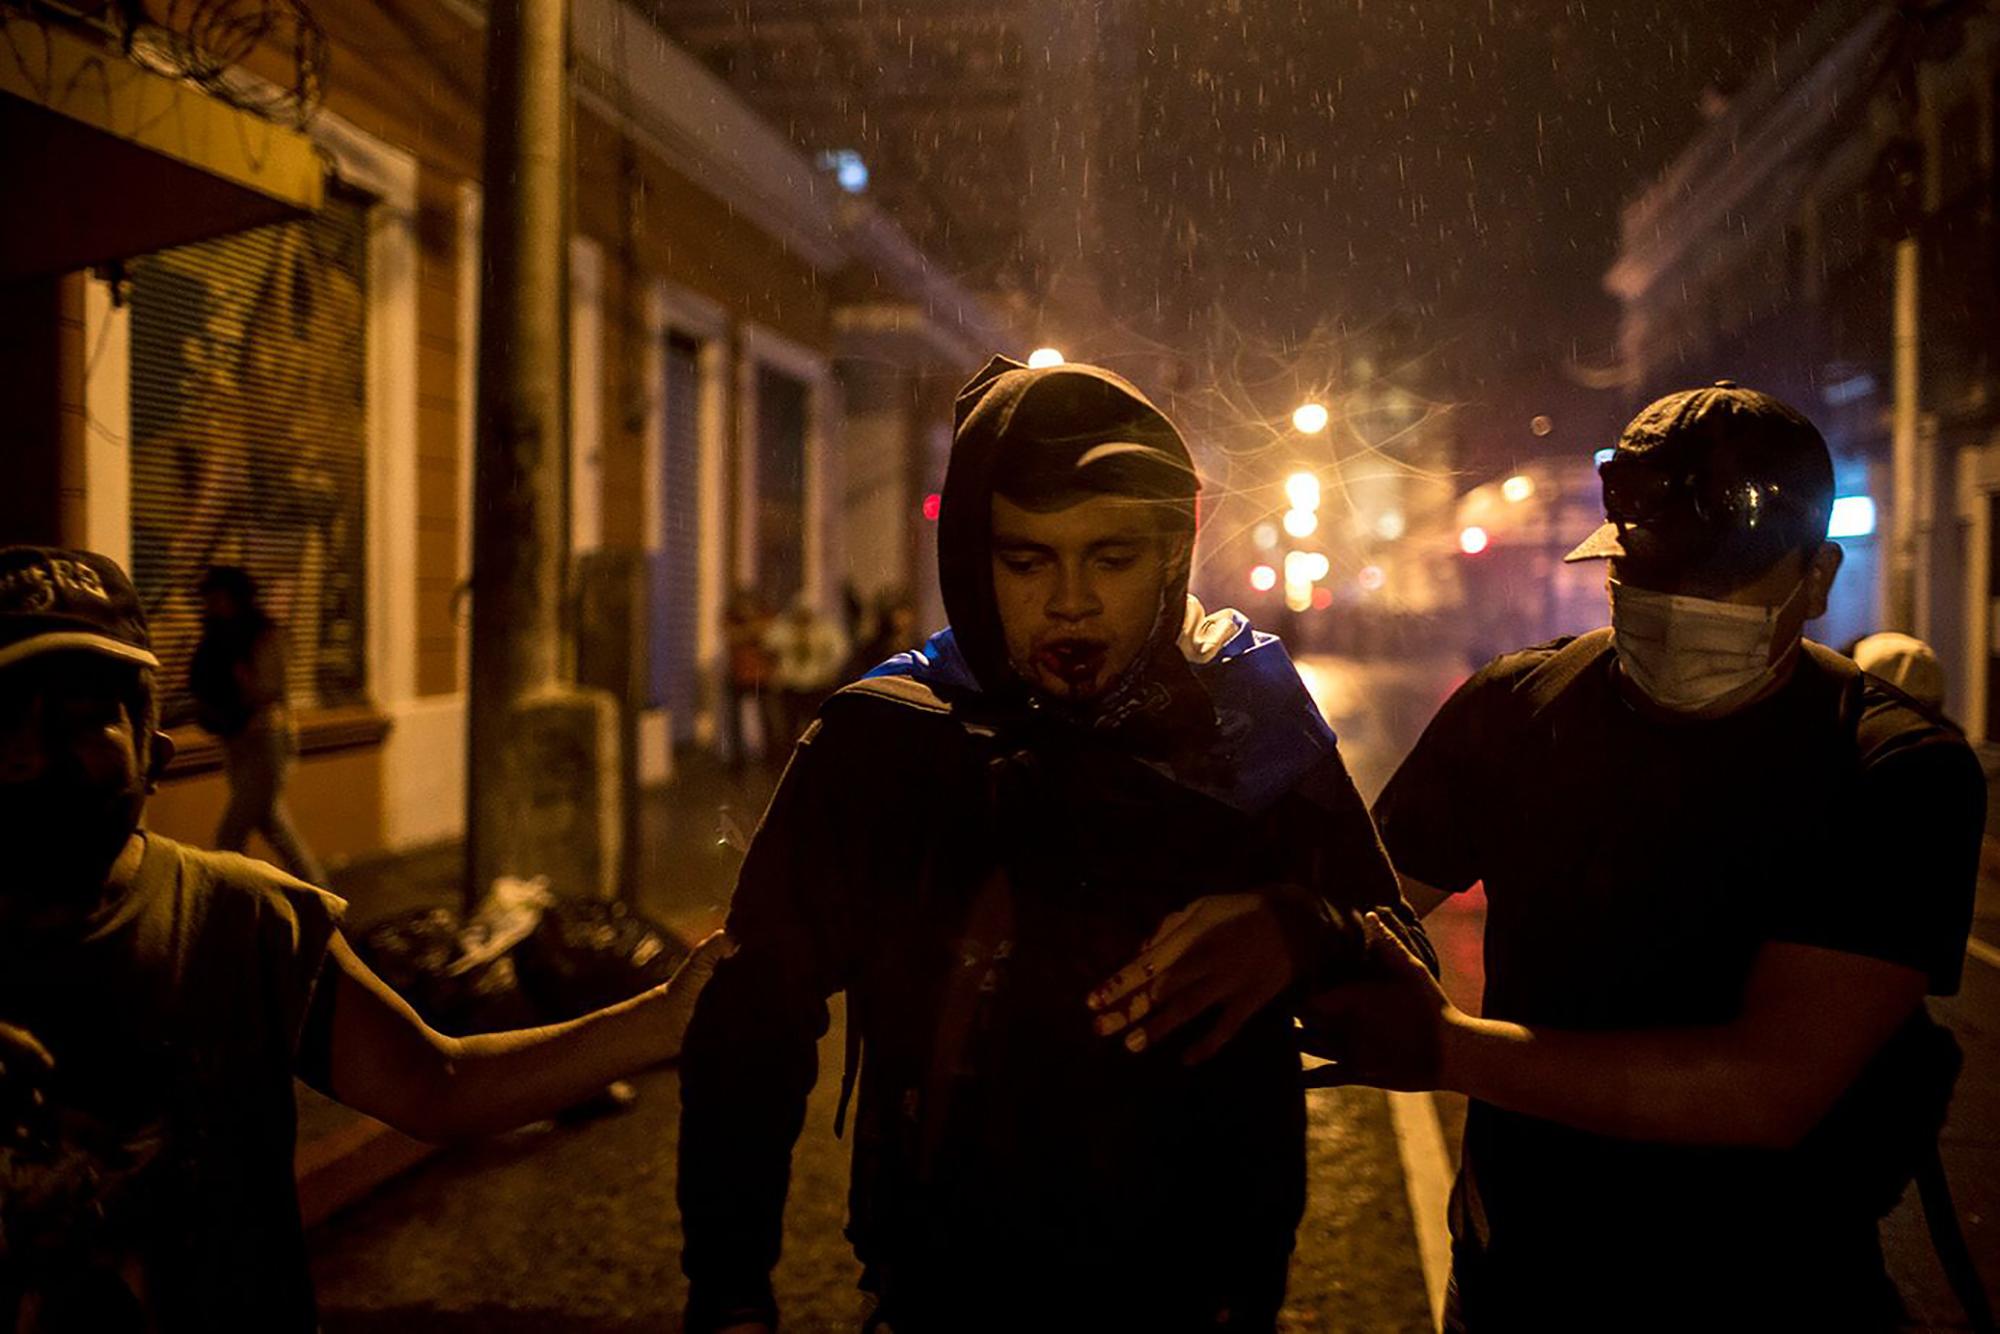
1827,495,1876,539
1822,373,1877,407
817,148,870,194
1593,448,1616,467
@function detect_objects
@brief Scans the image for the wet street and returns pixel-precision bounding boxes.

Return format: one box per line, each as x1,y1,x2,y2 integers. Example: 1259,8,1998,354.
306,654,2000,1331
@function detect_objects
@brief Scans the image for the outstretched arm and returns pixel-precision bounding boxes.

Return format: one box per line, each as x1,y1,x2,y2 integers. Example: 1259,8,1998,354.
1305,916,1925,1148
1326,698,1985,1146
315,929,729,1143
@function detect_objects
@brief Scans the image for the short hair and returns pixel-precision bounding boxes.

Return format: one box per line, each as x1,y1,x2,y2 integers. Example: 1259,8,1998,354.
199,565,259,607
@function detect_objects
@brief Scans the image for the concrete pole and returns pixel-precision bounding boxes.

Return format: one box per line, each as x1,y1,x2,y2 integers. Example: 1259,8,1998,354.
0,272,89,546
467,0,572,902
1889,236,1920,634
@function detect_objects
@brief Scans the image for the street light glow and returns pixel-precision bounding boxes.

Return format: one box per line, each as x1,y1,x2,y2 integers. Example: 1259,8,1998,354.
1027,347,1066,368
1358,564,1385,591
1459,525,1490,555
1292,402,1330,434
1249,563,1278,592
1502,474,1535,503
1282,507,1318,538
1253,522,1280,550
1285,550,1331,583
1374,510,1406,541
1284,471,1322,512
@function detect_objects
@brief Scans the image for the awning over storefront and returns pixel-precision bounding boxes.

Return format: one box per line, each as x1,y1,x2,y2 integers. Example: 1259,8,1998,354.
0,13,324,283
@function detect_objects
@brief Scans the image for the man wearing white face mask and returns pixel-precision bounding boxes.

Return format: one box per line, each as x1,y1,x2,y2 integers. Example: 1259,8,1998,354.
1302,382,1988,1331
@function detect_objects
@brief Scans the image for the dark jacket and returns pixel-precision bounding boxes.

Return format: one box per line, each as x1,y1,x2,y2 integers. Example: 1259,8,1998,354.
189,614,286,738
676,357,1433,1331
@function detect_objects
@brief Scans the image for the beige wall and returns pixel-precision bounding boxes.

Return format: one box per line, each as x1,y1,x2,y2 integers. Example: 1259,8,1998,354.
415,167,464,697
147,0,849,864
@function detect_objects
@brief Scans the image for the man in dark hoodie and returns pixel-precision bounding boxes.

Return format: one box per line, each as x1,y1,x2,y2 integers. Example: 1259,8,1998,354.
677,356,1434,1332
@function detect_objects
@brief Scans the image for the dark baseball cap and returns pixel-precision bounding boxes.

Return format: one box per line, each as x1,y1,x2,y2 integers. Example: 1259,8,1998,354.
1564,381,1835,581
0,547,159,672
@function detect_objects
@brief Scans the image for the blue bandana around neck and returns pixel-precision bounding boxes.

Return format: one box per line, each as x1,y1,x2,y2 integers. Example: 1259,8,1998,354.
865,609,1335,816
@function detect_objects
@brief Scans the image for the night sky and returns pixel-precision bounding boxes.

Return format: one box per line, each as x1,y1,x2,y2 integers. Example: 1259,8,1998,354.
1089,0,1833,456
666,0,1842,460
1114,0,1829,345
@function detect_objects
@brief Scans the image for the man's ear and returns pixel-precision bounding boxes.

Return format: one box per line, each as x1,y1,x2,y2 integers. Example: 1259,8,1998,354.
1805,541,1844,620
145,731,176,790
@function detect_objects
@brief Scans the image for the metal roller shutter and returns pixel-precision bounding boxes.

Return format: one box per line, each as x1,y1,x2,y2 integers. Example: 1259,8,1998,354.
127,189,370,728
754,363,808,611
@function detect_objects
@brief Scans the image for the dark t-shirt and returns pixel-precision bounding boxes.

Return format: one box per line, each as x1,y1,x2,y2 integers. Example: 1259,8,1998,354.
0,833,342,1332
1372,635,1985,1327
190,617,288,736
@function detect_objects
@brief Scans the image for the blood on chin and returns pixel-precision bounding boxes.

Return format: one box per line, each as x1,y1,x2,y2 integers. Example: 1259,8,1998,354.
1031,670,1110,700
1030,641,1109,694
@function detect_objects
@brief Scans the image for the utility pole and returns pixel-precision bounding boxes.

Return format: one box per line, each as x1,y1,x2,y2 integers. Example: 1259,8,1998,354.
1889,235,1920,634
467,0,620,904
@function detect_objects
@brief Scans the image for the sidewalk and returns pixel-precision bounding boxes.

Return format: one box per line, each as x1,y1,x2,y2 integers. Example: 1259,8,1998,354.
295,751,779,1226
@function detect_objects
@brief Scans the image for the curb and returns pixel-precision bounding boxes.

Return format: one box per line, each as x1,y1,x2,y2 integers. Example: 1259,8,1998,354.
297,1112,437,1229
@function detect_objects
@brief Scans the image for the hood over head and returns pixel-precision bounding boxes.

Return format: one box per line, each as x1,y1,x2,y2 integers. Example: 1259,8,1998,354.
937,354,1199,698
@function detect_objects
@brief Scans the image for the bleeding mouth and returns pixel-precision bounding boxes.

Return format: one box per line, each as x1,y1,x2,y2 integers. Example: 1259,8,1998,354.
1035,639,1108,688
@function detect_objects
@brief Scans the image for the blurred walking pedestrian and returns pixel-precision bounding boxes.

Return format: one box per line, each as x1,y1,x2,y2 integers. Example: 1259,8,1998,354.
847,588,918,680
189,566,325,885
761,598,848,755
721,589,775,772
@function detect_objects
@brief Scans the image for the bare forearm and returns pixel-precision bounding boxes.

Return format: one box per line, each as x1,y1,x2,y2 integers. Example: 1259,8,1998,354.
326,929,729,1142
1440,1013,1790,1147
424,983,681,1139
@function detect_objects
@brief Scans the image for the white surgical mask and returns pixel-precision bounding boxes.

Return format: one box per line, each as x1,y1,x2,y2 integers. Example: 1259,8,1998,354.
1608,577,1804,715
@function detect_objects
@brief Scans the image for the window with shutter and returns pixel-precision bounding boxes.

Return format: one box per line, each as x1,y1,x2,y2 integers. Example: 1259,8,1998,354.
127,188,371,728
755,364,808,611
651,331,704,738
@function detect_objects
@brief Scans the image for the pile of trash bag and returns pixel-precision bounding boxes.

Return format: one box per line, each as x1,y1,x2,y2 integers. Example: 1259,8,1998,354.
356,878,691,1036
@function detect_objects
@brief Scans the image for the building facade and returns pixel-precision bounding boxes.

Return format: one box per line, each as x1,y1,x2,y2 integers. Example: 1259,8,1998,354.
3,0,1006,875
1605,0,1999,735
